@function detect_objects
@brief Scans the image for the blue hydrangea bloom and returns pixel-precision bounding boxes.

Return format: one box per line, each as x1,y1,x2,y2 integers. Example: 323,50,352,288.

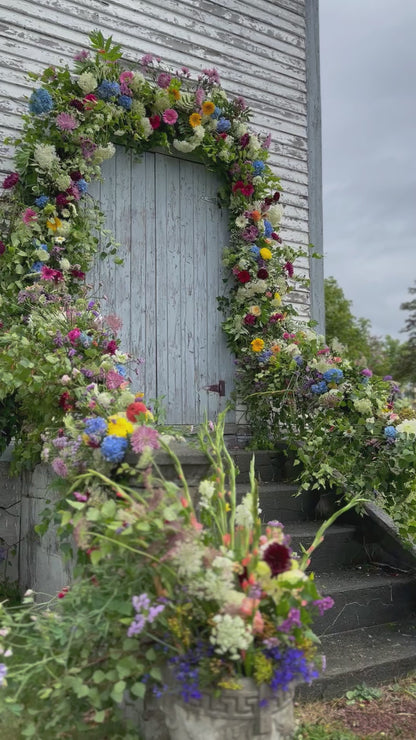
101,435,128,462
29,88,54,115
118,94,132,109
323,368,344,384
294,355,303,367
250,245,260,257
211,106,222,119
34,195,49,208
384,425,397,440
263,219,273,237
77,178,88,193
252,160,266,176
258,350,273,363
115,363,127,377
31,261,43,272
84,417,107,436
311,380,328,395
39,244,48,252
97,80,121,100
216,117,231,133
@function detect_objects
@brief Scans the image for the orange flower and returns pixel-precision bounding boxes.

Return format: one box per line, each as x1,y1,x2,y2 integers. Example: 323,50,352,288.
189,112,202,128
170,87,181,100
46,217,62,232
271,344,281,354
202,100,215,115
251,210,261,222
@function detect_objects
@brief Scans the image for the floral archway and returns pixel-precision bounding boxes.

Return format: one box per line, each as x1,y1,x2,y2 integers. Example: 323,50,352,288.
0,30,307,470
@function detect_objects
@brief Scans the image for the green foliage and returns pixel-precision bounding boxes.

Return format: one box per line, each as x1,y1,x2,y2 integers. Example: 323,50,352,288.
294,725,358,740
345,683,382,705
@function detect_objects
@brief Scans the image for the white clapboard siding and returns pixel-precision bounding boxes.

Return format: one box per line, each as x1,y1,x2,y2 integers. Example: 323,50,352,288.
0,0,313,310
89,149,235,425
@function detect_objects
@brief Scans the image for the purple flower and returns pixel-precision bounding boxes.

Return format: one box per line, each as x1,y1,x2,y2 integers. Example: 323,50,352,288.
132,594,150,612
131,426,160,454
278,608,302,633
0,664,7,685
74,49,90,61
2,172,19,189
242,226,259,242
51,458,68,478
157,72,172,89
313,596,334,616
56,112,79,131
361,368,373,378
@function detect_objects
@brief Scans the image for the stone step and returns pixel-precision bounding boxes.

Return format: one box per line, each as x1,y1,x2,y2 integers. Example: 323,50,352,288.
314,568,416,635
297,620,416,701
287,522,367,571
237,482,316,523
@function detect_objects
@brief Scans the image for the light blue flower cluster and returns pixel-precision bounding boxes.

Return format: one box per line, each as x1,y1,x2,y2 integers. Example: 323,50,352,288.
34,194,49,208
211,106,222,119
97,80,121,100
250,245,260,257
263,219,273,237
77,179,88,193
29,88,54,115
383,425,397,440
311,380,328,395
216,117,231,133
118,94,132,109
100,435,128,462
323,368,344,384
84,417,107,436
252,160,266,176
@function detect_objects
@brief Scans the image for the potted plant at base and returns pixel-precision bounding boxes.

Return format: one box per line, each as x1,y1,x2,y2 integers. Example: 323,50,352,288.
0,412,363,739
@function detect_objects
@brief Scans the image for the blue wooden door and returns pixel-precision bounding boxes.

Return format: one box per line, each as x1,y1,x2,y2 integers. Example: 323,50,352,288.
90,148,234,425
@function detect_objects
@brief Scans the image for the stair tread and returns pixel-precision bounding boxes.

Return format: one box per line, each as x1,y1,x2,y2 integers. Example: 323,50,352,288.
287,522,357,537
237,482,298,492
315,568,416,593
320,621,416,674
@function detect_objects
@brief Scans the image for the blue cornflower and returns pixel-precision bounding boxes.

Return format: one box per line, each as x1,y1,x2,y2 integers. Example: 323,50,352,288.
263,219,273,237
250,245,260,257
118,94,132,110
294,355,303,367
29,88,54,115
310,380,328,395
216,117,231,133
31,261,43,273
77,178,88,194
384,425,397,440
97,80,121,100
34,194,49,208
211,106,222,118
323,368,344,384
258,350,273,363
84,417,107,436
100,435,128,462
252,159,266,176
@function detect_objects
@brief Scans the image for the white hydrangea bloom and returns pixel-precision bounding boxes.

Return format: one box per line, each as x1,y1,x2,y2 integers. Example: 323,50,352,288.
234,123,248,137
129,72,145,92
77,72,97,94
152,90,171,112
34,143,59,171
55,174,72,191
198,479,215,509
210,614,253,659
173,139,198,153
96,392,112,408
131,100,146,117
59,258,71,271
396,419,416,436
93,143,116,164
140,117,153,139
353,398,373,415
267,203,284,228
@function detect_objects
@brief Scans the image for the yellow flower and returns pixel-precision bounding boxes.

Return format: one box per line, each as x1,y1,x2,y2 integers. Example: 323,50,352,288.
107,415,134,437
251,338,265,352
273,292,282,304
202,100,215,116
260,247,272,260
249,305,261,317
189,112,202,128
46,217,62,232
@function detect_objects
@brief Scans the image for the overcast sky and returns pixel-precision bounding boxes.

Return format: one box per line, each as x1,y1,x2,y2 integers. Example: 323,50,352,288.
319,0,416,339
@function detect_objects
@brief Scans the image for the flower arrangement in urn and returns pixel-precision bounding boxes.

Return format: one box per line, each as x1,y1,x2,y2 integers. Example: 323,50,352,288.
0,413,362,739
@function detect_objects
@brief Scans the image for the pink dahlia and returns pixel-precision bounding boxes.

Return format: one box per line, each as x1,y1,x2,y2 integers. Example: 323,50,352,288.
131,425,160,454
41,266,63,282
56,112,79,131
162,108,178,125
157,72,172,89
119,70,134,83
22,208,37,224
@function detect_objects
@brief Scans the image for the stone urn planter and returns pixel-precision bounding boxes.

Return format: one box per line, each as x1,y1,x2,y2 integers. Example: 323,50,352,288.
159,679,295,740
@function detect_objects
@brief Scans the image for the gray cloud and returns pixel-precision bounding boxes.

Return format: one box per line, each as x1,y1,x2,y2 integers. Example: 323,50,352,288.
320,0,416,338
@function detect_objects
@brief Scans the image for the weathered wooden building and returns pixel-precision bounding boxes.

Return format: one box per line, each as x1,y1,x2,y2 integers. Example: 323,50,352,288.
0,0,323,422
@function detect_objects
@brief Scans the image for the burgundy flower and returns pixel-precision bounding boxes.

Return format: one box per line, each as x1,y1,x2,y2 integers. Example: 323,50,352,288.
41,266,64,283
105,340,118,355
56,193,69,208
284,261,294,278
69,99,85,111
232,180,254,198
70,170,83,181
149,115,161,130
262,541,291,577
271,232,281,242
264,196,273,206
269,313,284,323
257,268,268,279
71,269,85,279
240,133,250,148
273,191,281,201
83,94,98,109
2,172,19,189
58,391,73,412
0,241,5,255
244,314,256,325
237,270,251,284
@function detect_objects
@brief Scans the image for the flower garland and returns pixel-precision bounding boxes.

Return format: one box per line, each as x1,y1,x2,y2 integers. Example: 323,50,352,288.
0,30,308,464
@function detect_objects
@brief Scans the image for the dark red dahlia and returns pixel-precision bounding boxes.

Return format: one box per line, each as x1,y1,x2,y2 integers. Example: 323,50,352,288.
105,340,118,355
0,241,5,255
69,99,85,111
284,261,294,278
262,541,291,576
257,268,268,279
244,313,256,326
56,193,69,208
273,191,281,202
2,172,19,189
58,391,73,412
240,133,250,148
237,270,251,284
70,170,83,181
70,269,85,280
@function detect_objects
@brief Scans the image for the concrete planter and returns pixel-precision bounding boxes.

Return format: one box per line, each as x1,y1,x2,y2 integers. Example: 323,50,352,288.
159,679,295,740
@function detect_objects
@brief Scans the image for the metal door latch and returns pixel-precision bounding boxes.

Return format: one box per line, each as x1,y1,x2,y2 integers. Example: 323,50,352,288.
204,380,225,396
